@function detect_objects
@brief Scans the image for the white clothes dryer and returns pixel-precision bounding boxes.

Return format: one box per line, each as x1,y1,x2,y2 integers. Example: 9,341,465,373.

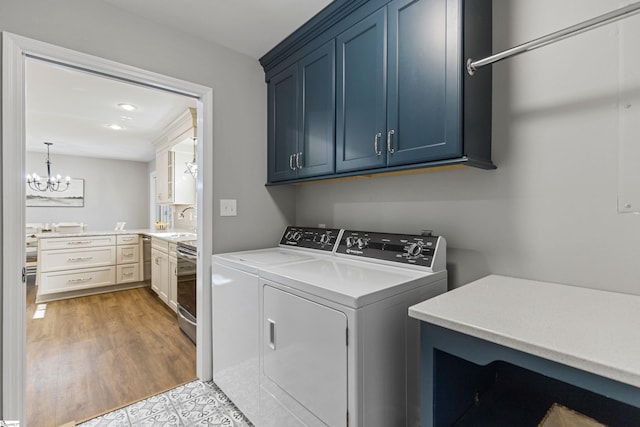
211,226,342,422
258,230,447,427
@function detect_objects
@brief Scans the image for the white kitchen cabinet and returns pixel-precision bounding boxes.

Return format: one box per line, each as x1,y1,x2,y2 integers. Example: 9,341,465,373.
169,246,178,312
150,238,177,312
151,247,169,304
116,234,142,284
154,108,197,205
36,232,143,302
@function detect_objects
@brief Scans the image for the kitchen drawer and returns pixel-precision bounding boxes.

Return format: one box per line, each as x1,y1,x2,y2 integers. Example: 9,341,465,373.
116,263,140,284
39,266,116,295
40,235,116,250
151,237,169,253
117,245,140,264
40,247,116,272
117,234,140,245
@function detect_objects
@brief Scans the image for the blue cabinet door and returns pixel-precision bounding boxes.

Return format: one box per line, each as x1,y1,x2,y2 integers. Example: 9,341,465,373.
387,0,462,166
268,64,299,183
336,9,387,173
297,40,336,178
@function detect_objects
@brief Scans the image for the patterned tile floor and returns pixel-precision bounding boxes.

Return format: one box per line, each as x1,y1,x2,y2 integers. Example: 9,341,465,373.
78,380,253,426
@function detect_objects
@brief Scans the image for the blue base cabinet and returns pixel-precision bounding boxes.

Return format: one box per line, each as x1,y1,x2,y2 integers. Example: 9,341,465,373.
420,323,640,426
262,0,493,185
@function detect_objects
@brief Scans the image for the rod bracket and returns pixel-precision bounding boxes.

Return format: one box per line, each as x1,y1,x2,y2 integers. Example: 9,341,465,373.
466,58,476,76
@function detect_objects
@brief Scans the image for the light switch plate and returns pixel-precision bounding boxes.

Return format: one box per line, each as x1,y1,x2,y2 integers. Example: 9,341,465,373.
220,199,237,216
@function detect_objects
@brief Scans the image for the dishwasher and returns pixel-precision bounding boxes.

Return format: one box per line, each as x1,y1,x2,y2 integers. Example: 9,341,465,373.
142,235,151,284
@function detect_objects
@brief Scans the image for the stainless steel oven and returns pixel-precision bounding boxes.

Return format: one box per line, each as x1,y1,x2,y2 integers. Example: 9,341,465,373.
176,240,197,344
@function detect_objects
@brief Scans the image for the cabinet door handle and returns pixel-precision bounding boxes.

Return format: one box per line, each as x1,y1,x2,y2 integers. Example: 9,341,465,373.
268,318,276,350
289,154,296,171
374,132,382,156
296,152,303,169
387,129,395,154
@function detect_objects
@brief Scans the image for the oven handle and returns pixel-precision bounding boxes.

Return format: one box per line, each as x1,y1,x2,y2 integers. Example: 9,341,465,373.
177,248,197,261
178,305,196,326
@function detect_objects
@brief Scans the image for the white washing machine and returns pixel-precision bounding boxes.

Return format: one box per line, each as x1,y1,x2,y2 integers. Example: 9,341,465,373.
211,226,343,422
258,230,447,427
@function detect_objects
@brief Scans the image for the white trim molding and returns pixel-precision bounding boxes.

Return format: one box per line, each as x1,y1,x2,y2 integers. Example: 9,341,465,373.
1,32,214,423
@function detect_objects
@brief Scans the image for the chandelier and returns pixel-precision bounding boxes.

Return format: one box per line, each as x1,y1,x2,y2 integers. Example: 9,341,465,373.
184,137,197,179
26,142,70,192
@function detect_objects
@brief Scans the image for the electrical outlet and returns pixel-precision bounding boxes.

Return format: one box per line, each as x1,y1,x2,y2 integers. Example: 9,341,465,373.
220,199,237,217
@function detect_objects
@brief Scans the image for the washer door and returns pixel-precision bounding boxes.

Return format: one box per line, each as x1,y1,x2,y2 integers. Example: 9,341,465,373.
263,285,348,427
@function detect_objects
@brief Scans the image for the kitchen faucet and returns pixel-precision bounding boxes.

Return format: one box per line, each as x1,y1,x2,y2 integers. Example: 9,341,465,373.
179,206,195,219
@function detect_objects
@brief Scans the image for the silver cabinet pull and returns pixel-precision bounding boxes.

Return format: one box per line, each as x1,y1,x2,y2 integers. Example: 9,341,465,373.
387,129,395,154
123,271,134,277
67,256,93,262
268,318,276,350
67,240,92,245
296,152,303,169
374,132,382,156
289,154,296,171
68,277,92,283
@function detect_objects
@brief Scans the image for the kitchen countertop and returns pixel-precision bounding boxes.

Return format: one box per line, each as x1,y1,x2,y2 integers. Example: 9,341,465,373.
408,274,640,389
33,229,196,243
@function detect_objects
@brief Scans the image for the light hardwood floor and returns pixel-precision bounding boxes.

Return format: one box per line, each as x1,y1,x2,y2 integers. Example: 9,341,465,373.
26,281,196,427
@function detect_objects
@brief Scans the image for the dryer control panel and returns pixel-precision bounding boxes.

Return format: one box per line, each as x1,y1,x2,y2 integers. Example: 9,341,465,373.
336,230,445,271
279,226,342,252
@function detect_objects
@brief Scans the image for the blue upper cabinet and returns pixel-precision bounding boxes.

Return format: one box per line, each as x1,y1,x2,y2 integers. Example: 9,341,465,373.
261,0,493,185
336,9,387,173
298,41,336,178
386,0,461,166
268,63,299,183
268,41,336,183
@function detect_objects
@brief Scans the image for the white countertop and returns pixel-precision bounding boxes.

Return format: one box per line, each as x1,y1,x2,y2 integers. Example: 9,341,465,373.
408,274,640,389
33,229,196,242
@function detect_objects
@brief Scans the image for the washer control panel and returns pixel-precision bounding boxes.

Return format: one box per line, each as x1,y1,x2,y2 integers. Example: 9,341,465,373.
336,230,443,270
279,226,342,252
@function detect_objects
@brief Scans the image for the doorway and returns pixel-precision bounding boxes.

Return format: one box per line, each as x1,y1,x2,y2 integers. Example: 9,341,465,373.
2,32,215,423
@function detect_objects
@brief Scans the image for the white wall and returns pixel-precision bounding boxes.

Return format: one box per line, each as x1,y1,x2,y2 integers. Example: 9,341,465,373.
0,0,295,253
26,152,148,231
296,0,640,295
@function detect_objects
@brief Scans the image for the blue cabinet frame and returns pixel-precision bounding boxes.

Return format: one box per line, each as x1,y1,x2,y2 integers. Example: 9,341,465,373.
262,0,494,185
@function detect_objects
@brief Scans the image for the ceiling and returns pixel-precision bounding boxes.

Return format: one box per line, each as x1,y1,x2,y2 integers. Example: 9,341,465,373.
26,58,197,162
100,0,334,59
26,0,333,163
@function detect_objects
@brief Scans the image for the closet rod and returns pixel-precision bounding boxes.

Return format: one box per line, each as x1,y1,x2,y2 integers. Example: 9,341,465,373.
467,1,640,76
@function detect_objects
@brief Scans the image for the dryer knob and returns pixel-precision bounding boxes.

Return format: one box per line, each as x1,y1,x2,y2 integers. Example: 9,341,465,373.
407,242,423,257
345,236,356,248
293,231,302,241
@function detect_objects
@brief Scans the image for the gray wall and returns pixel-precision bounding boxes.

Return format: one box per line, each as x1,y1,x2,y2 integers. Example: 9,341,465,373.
0,0,295,253
296,0,640,295
26,152,148,231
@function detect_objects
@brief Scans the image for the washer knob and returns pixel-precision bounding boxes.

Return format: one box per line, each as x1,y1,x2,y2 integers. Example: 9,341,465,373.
319,233,330,245
293,231,302,241
407,242,423,257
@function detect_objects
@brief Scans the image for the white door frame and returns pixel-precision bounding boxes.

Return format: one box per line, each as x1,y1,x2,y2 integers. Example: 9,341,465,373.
1,32,214,423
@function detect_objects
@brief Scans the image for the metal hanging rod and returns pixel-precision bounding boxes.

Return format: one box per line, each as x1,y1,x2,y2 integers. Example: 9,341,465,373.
467,1,640,76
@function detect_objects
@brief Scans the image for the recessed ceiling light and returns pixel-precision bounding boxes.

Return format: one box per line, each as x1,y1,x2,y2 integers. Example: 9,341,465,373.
118,103,136,111
108,124,124,130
